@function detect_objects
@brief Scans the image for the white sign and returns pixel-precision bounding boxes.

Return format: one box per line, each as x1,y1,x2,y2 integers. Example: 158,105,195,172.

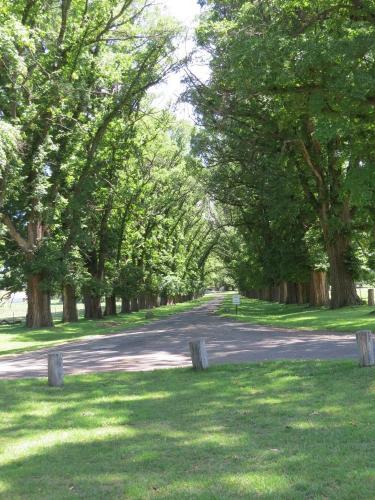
232,295,240,305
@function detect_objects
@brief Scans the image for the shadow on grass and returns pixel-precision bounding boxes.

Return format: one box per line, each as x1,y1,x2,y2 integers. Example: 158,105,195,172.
1,361,375,498
0,295,217,357
220,297,375,333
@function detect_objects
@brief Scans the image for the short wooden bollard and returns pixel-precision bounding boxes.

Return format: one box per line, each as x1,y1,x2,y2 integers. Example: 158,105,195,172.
356,331,375,367
48,353,64,386
368,289,375,306
189,339,209,370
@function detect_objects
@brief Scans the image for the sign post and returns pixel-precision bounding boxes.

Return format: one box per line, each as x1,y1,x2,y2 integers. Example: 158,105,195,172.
232,295,240,315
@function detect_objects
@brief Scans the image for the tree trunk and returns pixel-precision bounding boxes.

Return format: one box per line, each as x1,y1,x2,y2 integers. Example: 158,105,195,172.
139,294,146,309
309,271,329,307
145,294,155,309
279,281,288,303
121,296,131,313
131,298,139,312
261,287,271,301
84,294,103,319
271,286,280,302
296,283,304,305
302,282,310,304
26,273,53,328
286,282,298,304
104,295,117,316
62,283,78,323
326,237,360,308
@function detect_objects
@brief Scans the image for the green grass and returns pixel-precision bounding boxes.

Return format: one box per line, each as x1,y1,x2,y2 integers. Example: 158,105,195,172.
1,361,375,498
0,295,216,357
218,295,375,333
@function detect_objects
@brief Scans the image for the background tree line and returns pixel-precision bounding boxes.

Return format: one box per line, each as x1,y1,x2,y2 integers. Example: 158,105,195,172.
0,0,219,328
190,0,375,309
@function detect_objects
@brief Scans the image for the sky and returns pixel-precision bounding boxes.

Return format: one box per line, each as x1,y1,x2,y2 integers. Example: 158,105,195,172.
153,0,210,121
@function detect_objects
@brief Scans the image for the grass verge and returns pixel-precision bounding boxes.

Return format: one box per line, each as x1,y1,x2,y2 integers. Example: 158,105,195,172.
0,294,216,357
218,294,375,333
0,361,374,498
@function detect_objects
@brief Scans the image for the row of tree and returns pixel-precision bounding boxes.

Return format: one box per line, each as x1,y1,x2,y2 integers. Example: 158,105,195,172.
0,0,218,328
190,0,375,308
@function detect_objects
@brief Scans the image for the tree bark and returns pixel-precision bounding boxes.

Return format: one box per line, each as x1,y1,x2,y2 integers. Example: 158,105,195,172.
121,296,131,313
296,283,304,305
138,294,146,309
104,295,117,316
302,282,310,304
326,237,360,308
271,286,280,302
279,281,288,303
309,271,329,307
261,287,271,301
145,294,155,308
84,294,103,319
131,298,139,312
26,273,53,328
62,283,78,323
286,282,298,304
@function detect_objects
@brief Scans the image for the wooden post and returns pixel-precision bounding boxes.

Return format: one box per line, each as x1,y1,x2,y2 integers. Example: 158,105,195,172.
368,289,374,306
48,353,64,386
356,331,375,367
189,339,209,370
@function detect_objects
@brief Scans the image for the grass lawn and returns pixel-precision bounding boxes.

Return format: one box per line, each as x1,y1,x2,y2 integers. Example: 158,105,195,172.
1,361,375,498
0,295,216,357
218,295,375,333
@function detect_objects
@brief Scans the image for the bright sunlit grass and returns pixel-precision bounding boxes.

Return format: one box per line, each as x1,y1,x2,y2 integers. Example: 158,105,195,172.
0,295,216,357
1,361,375,498
218,295,375,333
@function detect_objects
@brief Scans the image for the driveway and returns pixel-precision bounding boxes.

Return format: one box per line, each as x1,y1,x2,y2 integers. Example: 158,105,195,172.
0,296,359,379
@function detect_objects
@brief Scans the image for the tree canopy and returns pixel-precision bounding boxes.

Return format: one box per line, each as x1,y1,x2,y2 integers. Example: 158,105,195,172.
1,0,375,328
189,0,375,308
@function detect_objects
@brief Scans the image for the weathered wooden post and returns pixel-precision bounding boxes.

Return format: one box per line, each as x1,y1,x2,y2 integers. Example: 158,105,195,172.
48,352,64,386
356,331,374,367
368,289,374,306
189,339,209,370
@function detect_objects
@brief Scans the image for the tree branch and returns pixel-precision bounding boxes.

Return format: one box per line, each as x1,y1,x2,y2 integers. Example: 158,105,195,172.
0,213,31,252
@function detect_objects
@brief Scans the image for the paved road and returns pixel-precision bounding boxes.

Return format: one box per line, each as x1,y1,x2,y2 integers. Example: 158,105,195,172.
0,296,359,379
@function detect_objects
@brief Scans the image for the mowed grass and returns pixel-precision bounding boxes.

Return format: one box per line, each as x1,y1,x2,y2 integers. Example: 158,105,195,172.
218,295,375,333
0,295,216,357
1,361,375,499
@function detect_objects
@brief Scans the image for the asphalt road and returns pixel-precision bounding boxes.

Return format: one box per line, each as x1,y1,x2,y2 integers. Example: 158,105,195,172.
0,296,359,379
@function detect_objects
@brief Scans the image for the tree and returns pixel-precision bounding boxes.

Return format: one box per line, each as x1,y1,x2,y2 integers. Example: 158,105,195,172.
190,0,375,307
0,0,180,326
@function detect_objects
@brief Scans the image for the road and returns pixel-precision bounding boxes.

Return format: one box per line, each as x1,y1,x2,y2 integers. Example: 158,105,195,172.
0,296,359,379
